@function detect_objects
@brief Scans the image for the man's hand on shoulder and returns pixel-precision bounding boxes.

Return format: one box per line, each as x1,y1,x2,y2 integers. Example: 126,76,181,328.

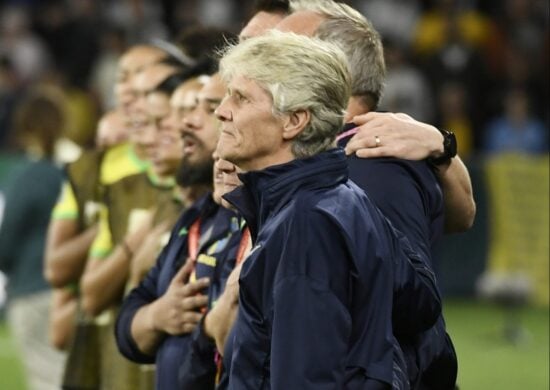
345,112,444,160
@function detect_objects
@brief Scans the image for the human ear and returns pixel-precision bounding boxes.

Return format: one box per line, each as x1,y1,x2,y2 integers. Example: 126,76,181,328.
282,110,310,141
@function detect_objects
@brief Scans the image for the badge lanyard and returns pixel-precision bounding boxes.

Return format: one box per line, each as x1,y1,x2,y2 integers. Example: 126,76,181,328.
214,225,251,383
235,227,251,266
187,218,201,282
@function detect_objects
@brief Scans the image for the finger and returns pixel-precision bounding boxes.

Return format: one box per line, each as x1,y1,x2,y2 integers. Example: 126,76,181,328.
347,120,388,142
172,260,194,284
181,311,204,324
354,147,393,159
345,133,381,155
182,294,209,310
180,322,199,334
182,278,210,295
350,111,377,126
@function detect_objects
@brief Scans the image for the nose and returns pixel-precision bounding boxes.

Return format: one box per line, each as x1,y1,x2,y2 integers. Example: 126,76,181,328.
215,96,231,122
182,106,202,133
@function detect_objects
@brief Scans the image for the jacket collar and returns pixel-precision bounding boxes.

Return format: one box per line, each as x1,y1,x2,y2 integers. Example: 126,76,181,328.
223,148,348,241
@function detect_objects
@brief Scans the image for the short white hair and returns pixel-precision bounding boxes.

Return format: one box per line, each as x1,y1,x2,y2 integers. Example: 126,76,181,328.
219,30,351,158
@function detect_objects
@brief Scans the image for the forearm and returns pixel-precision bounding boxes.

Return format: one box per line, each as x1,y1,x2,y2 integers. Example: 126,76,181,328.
45,225,97,287
80,247,131,316
203,295,238,354
49,289,78,350
437,156,476,233
130,301,165,356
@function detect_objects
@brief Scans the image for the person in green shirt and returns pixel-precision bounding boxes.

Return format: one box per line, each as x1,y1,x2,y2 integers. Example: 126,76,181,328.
0,89,67,390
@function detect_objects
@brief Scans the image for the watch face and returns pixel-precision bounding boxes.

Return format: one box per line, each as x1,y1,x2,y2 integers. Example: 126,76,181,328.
446,131,457,158
429,129,457,166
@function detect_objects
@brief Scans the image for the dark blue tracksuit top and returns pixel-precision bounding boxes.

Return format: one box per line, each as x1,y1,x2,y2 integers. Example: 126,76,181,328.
221,149,441,389
338,123,457,390
115,193,241,389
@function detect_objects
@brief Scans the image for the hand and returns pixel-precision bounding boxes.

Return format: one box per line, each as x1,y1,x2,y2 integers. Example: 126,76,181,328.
203,261,243,354
129,220,171,285
344,112,444,160
150,259,210,335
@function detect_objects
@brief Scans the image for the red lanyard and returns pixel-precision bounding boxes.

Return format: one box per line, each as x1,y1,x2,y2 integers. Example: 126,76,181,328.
187,218,201,280
213,226,251,383
235,227,251,266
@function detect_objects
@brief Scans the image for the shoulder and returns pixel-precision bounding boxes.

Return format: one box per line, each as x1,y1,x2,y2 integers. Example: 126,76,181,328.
101,143,148,185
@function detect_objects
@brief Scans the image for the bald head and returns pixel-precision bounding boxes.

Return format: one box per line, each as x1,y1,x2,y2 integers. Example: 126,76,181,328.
239,10,287,41
275,10,324,36
277,1,386,114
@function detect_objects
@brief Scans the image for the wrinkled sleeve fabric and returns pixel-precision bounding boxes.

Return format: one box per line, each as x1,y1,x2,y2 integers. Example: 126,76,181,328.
347,157,439,261
270,211,353,390
271,275,351,389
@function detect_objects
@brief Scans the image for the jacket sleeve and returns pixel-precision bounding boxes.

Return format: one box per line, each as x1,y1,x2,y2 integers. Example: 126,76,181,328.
114,244,168,364
390,225,441,336
349,157,443,336
347,157,441,262
269,212,353,390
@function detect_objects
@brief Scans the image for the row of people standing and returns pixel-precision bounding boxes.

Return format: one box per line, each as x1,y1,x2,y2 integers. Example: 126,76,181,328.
2,0,476,389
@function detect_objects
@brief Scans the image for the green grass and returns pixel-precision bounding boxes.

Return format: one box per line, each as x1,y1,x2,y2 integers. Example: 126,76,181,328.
445,299,549,390
0,300,548,390
0,321,26,390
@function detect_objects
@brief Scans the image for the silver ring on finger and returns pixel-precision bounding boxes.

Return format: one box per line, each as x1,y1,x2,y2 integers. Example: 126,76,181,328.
374,135,381,147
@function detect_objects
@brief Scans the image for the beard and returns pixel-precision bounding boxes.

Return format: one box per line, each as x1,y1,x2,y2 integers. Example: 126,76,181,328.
176,154,214,187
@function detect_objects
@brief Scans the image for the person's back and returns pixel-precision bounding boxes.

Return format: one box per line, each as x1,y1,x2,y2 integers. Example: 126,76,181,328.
0,158,62,296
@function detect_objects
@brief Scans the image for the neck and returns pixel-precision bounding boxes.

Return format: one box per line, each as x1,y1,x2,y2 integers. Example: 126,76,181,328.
345,96,370,122
178,184,212,205
240,144,295,172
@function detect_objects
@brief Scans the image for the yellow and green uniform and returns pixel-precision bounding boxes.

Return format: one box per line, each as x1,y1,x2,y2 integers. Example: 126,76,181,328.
88,167,176,260
51,143,149,230
91,166,179,390
54,144,149,389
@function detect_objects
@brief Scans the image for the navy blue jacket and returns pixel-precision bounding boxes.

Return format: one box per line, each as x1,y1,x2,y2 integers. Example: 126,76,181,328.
339,123,457,389
115,194,241,389
222,149,440,389
178,220,247,390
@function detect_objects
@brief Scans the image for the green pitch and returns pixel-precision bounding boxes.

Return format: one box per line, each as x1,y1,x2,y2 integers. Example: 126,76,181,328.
0,299,548,389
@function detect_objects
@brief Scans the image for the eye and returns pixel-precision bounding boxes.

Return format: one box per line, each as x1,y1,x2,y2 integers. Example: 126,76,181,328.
235,92,248,104
207,103,218,114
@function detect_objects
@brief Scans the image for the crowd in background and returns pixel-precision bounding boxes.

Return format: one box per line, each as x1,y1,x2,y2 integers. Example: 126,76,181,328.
0,0,548,158
0,0,547,389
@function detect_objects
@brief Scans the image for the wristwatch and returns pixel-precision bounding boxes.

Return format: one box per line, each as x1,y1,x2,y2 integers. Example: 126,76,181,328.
429,129,457,166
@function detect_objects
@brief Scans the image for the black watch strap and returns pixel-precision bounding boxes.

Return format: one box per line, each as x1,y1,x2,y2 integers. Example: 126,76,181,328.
429,129,457,166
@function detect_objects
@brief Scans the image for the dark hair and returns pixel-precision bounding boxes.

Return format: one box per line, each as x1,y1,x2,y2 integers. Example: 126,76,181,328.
153,72,190,95
253,0,290,14
14,90,64,158
176,26,238,62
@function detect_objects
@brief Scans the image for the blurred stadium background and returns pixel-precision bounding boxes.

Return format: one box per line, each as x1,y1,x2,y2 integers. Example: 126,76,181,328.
0,0,548,389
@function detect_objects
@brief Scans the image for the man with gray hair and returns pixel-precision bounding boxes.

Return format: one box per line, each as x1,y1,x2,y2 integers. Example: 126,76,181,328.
213,30,433,389
277,1,459,388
